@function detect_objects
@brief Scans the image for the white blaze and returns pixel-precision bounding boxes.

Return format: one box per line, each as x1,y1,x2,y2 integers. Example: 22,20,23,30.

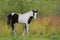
34,13,37,19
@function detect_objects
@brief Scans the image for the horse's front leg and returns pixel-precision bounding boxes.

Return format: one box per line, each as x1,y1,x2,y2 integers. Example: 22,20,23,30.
22,23,29,35
26,23,29,35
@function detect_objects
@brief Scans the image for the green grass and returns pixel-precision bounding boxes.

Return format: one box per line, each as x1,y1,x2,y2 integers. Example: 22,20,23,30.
0,35,60,40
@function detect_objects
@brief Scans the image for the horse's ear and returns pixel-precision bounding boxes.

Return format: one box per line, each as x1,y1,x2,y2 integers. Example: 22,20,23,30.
32,9,38,12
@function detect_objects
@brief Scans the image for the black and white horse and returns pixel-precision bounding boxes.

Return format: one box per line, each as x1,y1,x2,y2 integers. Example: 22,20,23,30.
6,10,38,36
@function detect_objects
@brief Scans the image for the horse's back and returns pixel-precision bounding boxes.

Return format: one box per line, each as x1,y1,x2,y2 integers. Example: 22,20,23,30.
18,14,29,23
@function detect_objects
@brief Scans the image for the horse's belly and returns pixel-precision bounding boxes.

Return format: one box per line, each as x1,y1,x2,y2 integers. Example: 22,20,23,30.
18,19,26,23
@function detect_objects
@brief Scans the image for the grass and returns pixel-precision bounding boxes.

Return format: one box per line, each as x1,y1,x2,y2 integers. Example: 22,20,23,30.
0,35,60,40
0,16,60,40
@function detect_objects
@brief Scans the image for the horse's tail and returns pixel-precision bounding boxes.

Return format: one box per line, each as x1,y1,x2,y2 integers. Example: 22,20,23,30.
6,14,12,25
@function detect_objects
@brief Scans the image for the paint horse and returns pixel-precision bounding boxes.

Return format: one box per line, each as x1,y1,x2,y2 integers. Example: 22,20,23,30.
6,10,38,36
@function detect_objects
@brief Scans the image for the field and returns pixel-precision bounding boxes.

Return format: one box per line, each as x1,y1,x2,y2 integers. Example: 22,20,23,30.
0,0,60,40
0,35,60,40
0,16,60,40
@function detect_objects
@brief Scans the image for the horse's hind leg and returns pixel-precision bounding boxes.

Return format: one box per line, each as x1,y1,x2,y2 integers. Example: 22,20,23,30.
11,23,17,36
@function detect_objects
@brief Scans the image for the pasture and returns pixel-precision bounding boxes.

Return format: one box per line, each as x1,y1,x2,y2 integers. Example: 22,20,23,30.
0,35,60,40
0,0,60,40
0,16,60,40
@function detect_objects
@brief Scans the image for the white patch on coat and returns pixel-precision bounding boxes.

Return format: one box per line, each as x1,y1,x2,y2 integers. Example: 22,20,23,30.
18,11,33,24
11,12,15,16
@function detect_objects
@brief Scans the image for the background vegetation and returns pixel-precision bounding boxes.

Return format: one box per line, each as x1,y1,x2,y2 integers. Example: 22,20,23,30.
0,0,60,18
0,0,60,40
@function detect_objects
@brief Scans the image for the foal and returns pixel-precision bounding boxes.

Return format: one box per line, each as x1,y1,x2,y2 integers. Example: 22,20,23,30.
7,10,38,36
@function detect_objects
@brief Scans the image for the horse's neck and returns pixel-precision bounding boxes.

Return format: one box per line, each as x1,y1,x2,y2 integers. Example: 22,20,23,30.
24,11,33,17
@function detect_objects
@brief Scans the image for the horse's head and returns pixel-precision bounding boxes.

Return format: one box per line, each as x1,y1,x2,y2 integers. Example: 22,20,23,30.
32,10,38,19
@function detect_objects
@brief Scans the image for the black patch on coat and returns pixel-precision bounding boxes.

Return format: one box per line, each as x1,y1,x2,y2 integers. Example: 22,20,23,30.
12,14,18,23
7,14,12,25
7,13,18,30
11,14,18,30
28,16,33,24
